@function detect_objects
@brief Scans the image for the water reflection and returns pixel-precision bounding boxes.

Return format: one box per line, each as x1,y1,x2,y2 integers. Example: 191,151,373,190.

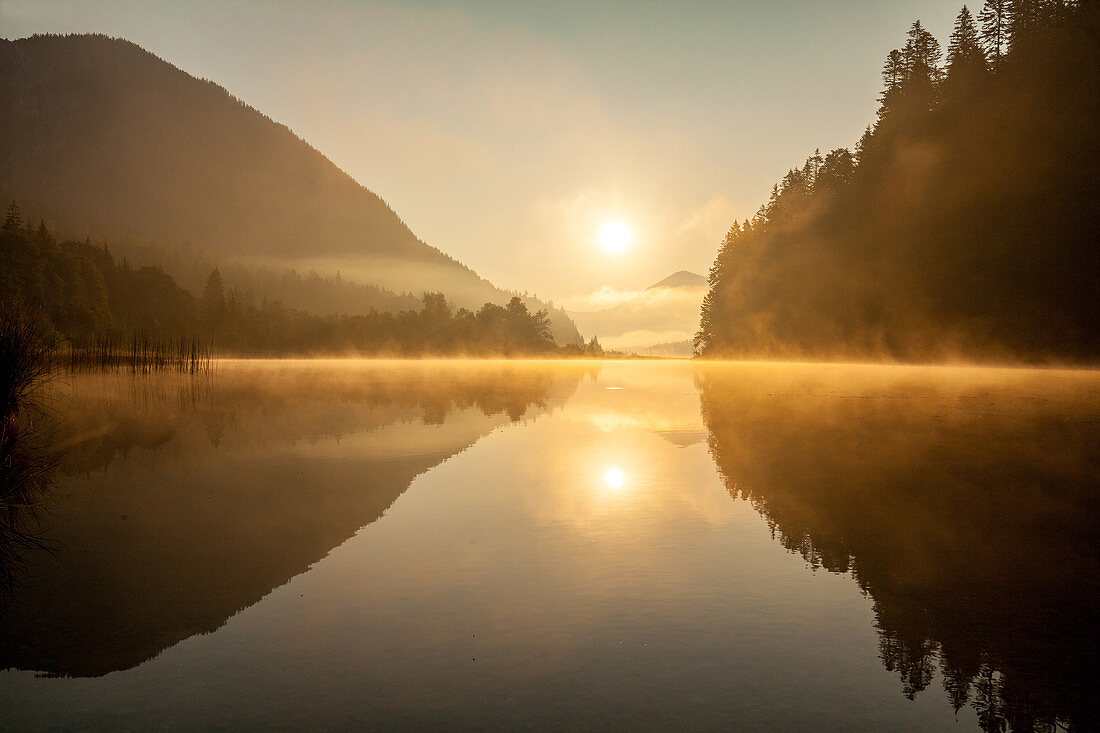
0,397,57,595
0,360,587,678
0,360,1096,731
698,362,1100,732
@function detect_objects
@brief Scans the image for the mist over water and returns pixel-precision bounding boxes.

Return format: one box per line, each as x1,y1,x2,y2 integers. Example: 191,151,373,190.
0,359,1095,731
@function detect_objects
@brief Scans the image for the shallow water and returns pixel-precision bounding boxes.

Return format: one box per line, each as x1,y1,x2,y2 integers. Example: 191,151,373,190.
1,359,1097,731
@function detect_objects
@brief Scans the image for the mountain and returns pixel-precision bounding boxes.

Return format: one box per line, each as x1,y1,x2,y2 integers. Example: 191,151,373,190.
647,270,707,290
0,34,580,344
696,4,1099,363
568,271,706,354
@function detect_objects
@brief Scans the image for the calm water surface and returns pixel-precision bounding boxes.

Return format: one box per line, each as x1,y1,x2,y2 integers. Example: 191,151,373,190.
0,360,1097,731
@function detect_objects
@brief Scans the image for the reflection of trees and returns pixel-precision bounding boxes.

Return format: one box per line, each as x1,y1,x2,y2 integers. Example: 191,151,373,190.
0,392,57,596
1,362,588,677
698,365,1100,732
56,363,579,473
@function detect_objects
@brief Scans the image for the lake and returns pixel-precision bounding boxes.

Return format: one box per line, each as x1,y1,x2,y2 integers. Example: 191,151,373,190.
1,359,1097,731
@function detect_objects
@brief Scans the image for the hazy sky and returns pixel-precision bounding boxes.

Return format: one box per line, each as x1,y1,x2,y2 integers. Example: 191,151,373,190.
1,0,963,304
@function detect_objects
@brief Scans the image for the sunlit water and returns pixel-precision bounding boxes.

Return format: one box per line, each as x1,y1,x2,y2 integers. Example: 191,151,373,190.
1,360,1097,731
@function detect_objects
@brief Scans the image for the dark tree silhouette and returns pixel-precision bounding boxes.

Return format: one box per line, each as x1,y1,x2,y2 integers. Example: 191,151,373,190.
696,1,1099,364
3,202,22,232
978,0,1011,68
946,6,988,81
0,212,598,358
202,268,226,328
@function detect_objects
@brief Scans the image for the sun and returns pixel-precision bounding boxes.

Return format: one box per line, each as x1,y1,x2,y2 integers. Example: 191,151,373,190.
604,468,625,489
598,220,632,254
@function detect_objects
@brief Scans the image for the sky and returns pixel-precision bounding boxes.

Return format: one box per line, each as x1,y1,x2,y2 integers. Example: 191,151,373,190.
0,0,964,305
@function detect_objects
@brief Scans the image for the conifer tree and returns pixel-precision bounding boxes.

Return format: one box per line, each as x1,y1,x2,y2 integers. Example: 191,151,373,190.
877,20,945,115
763,184,780,225
978,0,1011,67
35,220,52,244
879,49,906,117
946,6,988,82
903,20,944,87
696,223,744,355
817,148,856,194
805,149,824,188
855,126,875,165
1008,0,1046,45
202,268,226,327
3,201,22,232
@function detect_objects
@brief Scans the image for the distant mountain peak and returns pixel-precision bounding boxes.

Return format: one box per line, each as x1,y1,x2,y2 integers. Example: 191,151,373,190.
647,271,706,290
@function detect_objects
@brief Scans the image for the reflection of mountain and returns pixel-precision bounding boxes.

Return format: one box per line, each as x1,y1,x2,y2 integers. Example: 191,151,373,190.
568,271,705,354
0,362,585,678
650,428,708,448
698,364,1100,733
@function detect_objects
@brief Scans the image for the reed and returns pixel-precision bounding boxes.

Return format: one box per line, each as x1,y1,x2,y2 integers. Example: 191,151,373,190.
0,313,57,592
0,319,214,590
0,313,54,423
66,334,215,374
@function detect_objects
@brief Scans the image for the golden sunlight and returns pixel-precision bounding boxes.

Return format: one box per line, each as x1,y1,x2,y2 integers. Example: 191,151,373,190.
604,467,625,489
598,220,632,254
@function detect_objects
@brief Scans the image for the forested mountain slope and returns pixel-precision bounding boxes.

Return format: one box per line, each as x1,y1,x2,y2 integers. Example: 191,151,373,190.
0,34,580,344
696,1,1099,363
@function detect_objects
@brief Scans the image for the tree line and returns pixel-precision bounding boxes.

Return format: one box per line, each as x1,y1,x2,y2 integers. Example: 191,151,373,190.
696,0,1098,362
0,206,603,357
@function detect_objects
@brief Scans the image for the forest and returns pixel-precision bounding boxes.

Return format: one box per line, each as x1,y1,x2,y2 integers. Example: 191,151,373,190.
695,0,1099,363
0,206,600,357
